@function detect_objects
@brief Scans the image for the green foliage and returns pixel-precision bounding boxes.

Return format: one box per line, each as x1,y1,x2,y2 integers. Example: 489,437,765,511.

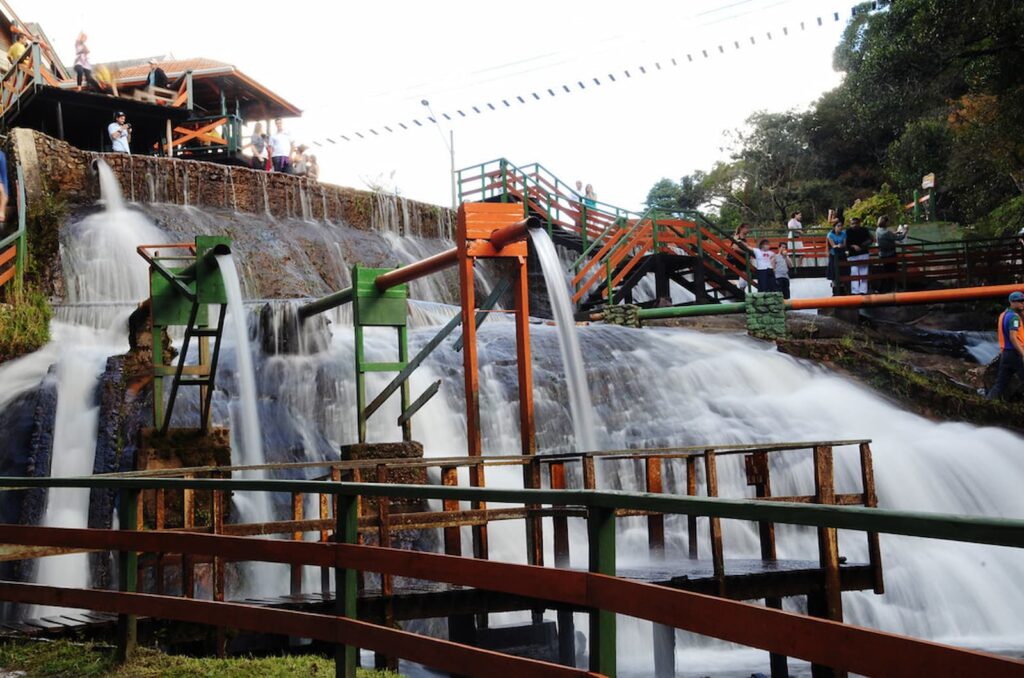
845,184,902,226
0,284,52,364
644,172,706,210
0,639,403,677
25,187,68,286
969,194,1024,239
644,1,1024,229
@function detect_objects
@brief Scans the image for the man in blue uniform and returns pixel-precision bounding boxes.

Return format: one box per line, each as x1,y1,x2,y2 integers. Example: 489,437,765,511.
987,291,1024,400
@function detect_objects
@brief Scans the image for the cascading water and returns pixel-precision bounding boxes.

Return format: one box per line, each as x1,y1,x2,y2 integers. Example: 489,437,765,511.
28,161,167,616
529,230,598,452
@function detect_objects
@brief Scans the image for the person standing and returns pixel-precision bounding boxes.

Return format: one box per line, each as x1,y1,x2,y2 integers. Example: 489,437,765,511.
845,217,873,295
306,154,320,182
787,210,803,258
773,243,793,299
875,216,908,293
7,30,30,64
270,118,293,173
826,219,846,292
247,123,270,170
752,239,776,292
584,183,596,208
108,111,131,154
986,291,1024,400
73,33,100,90
145,58,168,90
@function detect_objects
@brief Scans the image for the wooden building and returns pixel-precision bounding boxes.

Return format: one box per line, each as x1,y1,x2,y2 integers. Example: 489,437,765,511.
0,2,300,163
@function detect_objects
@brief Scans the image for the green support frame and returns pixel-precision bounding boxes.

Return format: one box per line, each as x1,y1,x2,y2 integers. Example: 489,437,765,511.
352,265,412,443
147,236,230,434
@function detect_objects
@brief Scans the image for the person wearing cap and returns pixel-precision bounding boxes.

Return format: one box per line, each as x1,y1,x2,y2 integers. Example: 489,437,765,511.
108,112,131,154
145,58,168,90
987,291,1024,400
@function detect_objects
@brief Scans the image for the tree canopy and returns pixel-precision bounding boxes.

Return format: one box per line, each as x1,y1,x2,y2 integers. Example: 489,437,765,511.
646,0,1024,234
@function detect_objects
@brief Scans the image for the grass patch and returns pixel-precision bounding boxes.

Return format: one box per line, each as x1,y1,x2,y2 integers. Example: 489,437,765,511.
0,639,402,677
0,284,52,364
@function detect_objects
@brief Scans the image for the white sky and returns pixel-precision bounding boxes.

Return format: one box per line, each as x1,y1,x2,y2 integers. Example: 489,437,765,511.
27,0,849,210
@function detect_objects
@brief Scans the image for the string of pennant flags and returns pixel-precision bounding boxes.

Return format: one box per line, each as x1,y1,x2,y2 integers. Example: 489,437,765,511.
310,3,882,148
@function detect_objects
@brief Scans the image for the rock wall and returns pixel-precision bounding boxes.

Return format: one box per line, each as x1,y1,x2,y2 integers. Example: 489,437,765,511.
11,127,454,239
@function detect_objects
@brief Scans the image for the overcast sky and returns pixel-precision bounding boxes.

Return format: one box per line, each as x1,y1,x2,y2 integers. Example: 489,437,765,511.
27,0,849,212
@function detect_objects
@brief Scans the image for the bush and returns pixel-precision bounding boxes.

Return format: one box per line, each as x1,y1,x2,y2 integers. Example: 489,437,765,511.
845,183,902,226
0,284,52,364
969,194,1024,239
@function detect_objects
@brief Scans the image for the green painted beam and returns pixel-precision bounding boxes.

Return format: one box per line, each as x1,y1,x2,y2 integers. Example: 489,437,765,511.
297,286,353,319
2,476,1023,550
636,302,746,320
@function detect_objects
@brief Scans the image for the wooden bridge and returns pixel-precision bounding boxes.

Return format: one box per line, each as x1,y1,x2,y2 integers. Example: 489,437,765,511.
456,159,1024,310
1,439,1023,677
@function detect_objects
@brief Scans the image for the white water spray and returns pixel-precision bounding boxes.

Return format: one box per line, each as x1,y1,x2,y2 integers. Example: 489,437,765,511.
529,229,598,452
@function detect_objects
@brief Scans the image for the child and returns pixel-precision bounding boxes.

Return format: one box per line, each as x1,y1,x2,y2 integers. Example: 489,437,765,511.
753,239,776,292
774,243,794,299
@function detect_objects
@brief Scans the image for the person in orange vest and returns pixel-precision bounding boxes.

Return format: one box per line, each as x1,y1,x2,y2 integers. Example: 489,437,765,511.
987,291,1024,400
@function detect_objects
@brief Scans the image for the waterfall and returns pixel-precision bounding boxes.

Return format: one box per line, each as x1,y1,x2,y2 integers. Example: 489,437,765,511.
529,230,598,452
29,161,167,616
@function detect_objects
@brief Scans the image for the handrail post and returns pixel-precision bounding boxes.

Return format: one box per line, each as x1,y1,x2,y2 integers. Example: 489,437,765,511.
335,492,359,678
704,449,725,592
811,444,846,678
116,487,140,662
31,43,41,85
587,504,616,676
686,456,698,559
859,443,884,594
499,159,508,202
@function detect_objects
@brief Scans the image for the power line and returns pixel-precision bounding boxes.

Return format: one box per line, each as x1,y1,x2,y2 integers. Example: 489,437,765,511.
305,6,857,149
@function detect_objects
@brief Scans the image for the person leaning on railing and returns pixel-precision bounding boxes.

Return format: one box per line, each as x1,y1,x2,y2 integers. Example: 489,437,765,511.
826,218,847,294
874,216,908,293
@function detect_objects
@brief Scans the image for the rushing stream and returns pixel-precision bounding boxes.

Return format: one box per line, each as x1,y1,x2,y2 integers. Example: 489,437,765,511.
0,168,1022,675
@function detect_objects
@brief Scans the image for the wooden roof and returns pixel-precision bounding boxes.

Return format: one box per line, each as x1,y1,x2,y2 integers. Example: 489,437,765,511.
107,57,301,121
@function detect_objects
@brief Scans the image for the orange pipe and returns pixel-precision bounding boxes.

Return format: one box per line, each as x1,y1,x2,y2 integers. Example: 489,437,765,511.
375,216,539,291
787,283,1024,311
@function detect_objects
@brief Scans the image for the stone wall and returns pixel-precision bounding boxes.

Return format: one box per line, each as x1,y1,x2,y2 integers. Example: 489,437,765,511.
11,128,454,239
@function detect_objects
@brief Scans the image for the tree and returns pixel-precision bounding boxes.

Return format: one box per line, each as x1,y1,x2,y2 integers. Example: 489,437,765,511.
644,172,707,210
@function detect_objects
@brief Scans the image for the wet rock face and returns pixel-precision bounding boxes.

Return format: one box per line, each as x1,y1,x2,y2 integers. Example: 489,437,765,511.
0,372,58,526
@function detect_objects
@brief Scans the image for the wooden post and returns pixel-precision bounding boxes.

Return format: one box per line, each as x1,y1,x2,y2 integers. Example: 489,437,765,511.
440,465,462,557
646,456,674,678
291,491,304,597
748,451,787,678
335,493,358,678
182,474,195,599
859,443,884,594
549,460,575,666
212,483,226,657
704,450,725,590
582,454,596,490
116,488,139,662
374,464,397,671
320,486,331,595
686,456,698,559
166,119,173,157
645,457,665,555
155,488,166,595
811,445,845,678
514,257,543,569
588,505,616,677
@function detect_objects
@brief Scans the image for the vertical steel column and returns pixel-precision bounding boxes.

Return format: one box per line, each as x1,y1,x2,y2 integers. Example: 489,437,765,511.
515,253,543,567
588,505,616,677
335,493,358,678
116,488,140,661
355,322,367,443
398,326,411,441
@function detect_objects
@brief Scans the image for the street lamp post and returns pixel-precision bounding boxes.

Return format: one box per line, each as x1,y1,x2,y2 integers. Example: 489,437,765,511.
421,99,456,209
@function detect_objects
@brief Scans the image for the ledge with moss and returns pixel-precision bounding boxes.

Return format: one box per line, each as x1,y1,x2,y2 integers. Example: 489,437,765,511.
0,639,403,677
0,286,52,365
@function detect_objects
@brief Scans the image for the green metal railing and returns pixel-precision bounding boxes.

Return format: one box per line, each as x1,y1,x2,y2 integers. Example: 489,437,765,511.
1,469,1024,677
456,158,755,305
